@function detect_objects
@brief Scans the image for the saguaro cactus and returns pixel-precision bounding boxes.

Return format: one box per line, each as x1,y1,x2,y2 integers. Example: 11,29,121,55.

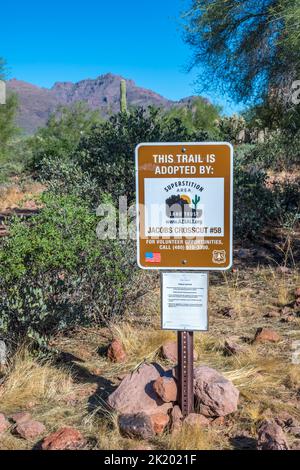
120,79,127,113
192,194,201,218
192,194,200,210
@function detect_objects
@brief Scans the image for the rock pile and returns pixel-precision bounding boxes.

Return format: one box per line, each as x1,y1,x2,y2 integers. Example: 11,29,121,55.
0,410,84,450
107,361,240,439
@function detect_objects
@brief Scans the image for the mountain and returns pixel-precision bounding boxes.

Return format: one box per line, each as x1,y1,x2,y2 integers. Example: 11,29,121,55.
7,73,201,134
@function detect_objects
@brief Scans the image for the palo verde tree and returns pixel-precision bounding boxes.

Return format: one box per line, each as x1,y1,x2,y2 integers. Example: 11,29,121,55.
164,97,221,135
184,0,300,105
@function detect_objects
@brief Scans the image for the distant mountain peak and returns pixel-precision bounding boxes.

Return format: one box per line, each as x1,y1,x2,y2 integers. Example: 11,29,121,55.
7,73,201,134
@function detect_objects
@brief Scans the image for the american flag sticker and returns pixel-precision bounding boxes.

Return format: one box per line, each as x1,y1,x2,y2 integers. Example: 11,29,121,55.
145,252,161,263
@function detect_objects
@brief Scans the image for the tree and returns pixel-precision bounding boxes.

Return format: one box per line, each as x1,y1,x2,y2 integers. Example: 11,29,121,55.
0,58,19,159
164,97,221,135
76,107,193,204
29,102,102,170
184,0,300,104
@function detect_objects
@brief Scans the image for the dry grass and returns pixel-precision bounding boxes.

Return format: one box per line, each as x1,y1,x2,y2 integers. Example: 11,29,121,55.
165,424,213,450
0,350,74,413
0,263,299,450
0,182,44,211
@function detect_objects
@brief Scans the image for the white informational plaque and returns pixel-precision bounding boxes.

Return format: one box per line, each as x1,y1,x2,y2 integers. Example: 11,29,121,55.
161,272,208,331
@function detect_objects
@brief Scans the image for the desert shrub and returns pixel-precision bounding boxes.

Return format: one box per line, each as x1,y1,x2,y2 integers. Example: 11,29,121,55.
217,114,246,143
163,97,221,136
233,145,299,239
75,107,211,204
36,157,99,205
0,136,33,184
28,102,101,172
240,130,300,170
234,162,277,239
0,192,146,350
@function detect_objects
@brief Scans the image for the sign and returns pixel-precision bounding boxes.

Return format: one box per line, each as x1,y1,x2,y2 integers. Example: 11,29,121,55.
161,272,208,331
136,142,233,270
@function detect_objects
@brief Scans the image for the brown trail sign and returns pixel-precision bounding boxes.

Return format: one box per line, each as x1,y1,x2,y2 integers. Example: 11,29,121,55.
135,142,233,416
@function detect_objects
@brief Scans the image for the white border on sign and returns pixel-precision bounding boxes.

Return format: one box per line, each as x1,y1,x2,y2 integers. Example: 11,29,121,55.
135,142,234,271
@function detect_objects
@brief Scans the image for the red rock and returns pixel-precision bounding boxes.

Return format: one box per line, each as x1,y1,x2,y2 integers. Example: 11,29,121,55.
184,413,210,428
254,328,281,343
219,307,237,319
257,419,289,450
281,306,293,316
132,443,153,450
224,337,246,355
294,287,300,298
118,413,155,440
23,200,38,210
107,339,127,363
294,297,300,306
150,413,169,435
291,440,300,450
211,416,225,426
281,315,295,323
264,310,280,318
194,365,239,418
15,420,46,440
11,411,31,424
0,413,9,434
170,405,183,434
153,376,177,403
25,401,38,410
289,426,300,438
161,341,177,362
276,266,291,275
107,363,172,415
161,341,198,363
275,412,297,429
41,427,85,450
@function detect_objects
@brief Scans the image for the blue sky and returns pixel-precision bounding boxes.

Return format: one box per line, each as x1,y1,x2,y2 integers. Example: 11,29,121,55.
1,0,242,114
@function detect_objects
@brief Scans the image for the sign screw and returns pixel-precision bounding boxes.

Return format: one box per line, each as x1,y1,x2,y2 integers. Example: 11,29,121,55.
182,260,187,265
182,147,186,152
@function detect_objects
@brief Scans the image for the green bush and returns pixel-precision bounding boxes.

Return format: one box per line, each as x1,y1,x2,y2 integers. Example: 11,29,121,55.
36,157,99,204
28,102,101,172
75,107,212,204
0,192,147,349
250,133,300,169
234,161,277,239
163,97,221,136
233,146,299,239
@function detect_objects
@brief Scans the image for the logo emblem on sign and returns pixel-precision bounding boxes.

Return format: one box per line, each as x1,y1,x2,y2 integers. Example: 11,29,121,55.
165,194,202,220
212,250,226,264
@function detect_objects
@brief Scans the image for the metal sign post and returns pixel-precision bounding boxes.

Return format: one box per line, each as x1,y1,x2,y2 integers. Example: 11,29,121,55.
178,331,194,416
136,142,233,417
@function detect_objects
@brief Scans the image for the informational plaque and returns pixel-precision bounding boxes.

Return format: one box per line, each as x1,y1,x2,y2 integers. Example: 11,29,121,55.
161,271,208,331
